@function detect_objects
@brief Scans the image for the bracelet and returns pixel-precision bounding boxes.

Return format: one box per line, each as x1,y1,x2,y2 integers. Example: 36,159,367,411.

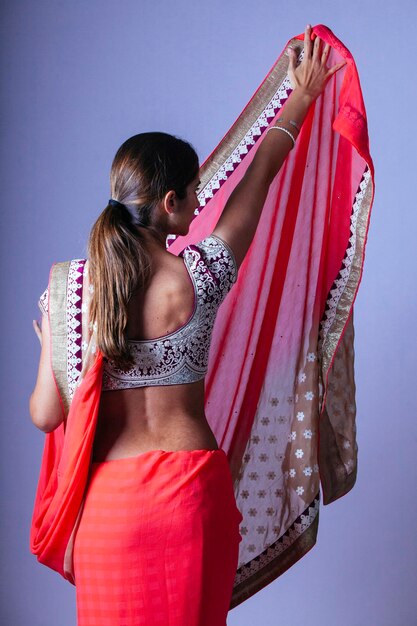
275,118,301,132
266,125,296,149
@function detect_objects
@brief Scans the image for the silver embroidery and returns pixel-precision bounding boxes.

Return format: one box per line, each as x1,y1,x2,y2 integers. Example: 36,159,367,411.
102,235,238,390
66,260,85,398
37,236,238,391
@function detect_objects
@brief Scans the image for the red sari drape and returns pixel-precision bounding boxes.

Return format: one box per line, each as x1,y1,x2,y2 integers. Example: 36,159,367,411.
31,24,374,608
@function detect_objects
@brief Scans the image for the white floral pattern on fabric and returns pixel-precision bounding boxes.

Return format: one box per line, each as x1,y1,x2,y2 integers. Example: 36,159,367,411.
102,234,238,390
233,338,322,570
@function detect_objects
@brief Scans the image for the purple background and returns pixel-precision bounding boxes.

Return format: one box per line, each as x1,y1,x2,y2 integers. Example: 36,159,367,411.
1,1,416,624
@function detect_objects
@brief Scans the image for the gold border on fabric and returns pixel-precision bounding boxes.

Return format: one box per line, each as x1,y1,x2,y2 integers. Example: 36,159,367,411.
315,172,373,506
195,42,324,610
320,174,373,382
230,498,319,608
49,262,71,416
318,409,357,505
199,39,300,191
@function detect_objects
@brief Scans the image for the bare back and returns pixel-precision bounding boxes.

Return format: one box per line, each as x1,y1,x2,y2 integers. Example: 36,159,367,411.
92,237,219,462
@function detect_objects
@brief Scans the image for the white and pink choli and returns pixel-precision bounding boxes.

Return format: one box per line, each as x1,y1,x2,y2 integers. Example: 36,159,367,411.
39,234,238,391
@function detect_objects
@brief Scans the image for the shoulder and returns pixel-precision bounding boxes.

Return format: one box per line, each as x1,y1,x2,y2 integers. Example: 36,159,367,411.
181,234,238,300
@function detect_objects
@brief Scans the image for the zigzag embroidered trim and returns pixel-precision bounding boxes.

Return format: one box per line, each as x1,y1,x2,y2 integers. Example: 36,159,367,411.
166,51,304,249
38,288,48,316
66,260,85,398
234,492,320,583
318,167,371,349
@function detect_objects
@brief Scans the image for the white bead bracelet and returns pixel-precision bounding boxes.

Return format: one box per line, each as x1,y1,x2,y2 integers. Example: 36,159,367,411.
266,125,296,149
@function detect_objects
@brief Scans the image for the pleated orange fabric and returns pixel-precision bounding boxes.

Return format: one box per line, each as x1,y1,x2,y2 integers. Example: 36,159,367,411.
73,449,243,626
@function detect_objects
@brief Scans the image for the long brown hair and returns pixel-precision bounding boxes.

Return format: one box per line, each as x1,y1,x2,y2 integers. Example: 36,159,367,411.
88,132,199,368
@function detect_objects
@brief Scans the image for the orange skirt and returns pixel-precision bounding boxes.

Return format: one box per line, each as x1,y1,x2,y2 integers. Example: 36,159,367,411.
73,448,243,626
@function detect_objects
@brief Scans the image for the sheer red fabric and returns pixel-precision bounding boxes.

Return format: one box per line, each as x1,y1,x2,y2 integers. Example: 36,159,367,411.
30,24,374,609
167,25,374,604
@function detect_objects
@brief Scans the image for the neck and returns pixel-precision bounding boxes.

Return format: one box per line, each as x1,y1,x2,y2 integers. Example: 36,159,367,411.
138,225,168,249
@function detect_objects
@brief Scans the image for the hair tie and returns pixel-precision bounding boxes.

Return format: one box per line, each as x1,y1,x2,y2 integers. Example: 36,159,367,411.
108,198,147,227
108,198,127,210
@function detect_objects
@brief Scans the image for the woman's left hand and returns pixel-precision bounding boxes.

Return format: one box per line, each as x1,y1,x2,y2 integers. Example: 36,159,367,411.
33,319,42,346
287,25,347,102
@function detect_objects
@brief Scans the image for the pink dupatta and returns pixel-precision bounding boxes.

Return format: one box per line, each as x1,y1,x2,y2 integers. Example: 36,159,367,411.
31,24,374,608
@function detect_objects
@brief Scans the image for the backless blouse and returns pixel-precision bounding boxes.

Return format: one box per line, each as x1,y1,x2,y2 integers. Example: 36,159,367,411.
38,234,238,391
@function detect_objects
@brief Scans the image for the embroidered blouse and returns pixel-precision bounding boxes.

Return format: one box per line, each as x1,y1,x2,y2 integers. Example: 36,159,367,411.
38,234,238,390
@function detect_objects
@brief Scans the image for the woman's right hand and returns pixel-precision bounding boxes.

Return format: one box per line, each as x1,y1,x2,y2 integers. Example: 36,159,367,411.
287,25,346,102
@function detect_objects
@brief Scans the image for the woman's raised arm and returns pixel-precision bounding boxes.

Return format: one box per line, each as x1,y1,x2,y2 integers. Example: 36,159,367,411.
212,25,346,270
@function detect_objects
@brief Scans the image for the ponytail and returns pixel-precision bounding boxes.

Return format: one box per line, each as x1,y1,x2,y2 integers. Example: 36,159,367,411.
88,131,199,368
87,202,152,369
